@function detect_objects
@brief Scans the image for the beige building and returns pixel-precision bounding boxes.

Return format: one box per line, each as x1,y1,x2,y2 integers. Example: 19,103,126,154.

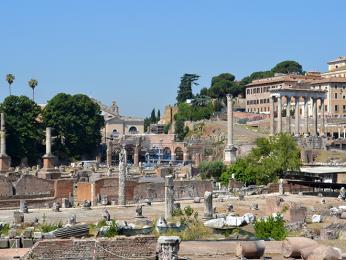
245,73,322,114
310,78,346,118
93,100,144,142
322,56,346,78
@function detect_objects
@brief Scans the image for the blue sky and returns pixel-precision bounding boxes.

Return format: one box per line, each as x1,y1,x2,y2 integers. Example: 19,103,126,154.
1,0,345,117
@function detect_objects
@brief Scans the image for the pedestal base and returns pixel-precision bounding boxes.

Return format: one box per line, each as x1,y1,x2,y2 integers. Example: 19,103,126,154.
224,145,237,164
0,155,10,174
37,169,61,179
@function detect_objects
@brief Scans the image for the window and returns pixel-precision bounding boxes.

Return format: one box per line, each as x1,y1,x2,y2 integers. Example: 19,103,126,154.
343,105,346,112
325,105,328,112
335,105,339,112
335,93,338,99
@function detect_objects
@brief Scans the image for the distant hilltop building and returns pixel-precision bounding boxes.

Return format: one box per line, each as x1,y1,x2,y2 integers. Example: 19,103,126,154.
245,56,346,119
92,99,144,142
323,56,346,78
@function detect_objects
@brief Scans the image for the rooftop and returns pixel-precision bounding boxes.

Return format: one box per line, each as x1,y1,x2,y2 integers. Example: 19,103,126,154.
310,77,346,84
328,56,346,64
245,74,322,87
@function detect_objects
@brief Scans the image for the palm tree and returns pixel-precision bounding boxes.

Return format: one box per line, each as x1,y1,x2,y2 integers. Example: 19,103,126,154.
28,79,38,101
6,74,15,96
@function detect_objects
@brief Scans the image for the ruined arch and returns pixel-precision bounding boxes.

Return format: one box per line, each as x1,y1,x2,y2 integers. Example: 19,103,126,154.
175,147,183,161
128,126,138,134
163,147,171,161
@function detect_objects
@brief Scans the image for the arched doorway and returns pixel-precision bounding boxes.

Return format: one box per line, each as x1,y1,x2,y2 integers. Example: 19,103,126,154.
163,147,171,161
175,147,183,161
129,126,138,134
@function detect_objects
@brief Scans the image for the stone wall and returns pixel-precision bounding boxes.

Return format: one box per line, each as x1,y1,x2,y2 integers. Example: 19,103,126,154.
0,175,13,199
54,179,73,198
75,177,213,204
15,175,54,198
23,236,157,260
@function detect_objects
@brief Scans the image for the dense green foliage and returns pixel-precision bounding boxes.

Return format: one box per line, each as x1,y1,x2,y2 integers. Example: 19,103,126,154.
43,93,104,162
254,215,287,240
0,96,43,165
176,74,199,103
271,60,303,75
208,73,243,98
199,160,225,180
220,133,301,185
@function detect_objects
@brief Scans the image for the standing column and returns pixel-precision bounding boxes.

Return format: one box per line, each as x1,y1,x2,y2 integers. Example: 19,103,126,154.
286,96,291,134
304,97,309,136
270,96,275,135
312,98,318,136
118,148,126,206
203,191,213,220
295,97,300,136
45,127,52,155
343,128,346,139
338,128,341,139
0,113,6,156
165,175,174,219
106,142,112,167
227,94,233,146
133,145,139,166
277,96,282,133
321,98,325,136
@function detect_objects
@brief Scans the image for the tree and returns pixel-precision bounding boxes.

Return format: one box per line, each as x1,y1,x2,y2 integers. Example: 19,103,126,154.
209,73,243,98
43,93,104,162
5,74,15,96
174,117,188,141
199,161,225,180
157,109,161,122
28,79,38,101
271,60,303,75
0,95,43,166
176,74,199,103
220,133,301,186
150,108,156,123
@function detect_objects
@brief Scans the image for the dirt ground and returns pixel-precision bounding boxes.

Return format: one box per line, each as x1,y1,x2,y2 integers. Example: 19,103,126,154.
0,193,345,258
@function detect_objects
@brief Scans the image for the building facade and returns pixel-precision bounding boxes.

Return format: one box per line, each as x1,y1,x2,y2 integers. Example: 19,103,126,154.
322,56,346,78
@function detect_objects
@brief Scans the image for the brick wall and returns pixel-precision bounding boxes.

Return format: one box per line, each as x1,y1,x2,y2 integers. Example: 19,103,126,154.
23,236,157,260
0,175,13,199
15,175,54,197
54,179,73,198
76,182,92,203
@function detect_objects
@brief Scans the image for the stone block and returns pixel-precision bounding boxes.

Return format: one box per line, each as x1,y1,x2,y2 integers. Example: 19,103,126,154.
0,238,9,248
33,232,42,240
13,211,24,224
22,238,34,248
9,238,21,248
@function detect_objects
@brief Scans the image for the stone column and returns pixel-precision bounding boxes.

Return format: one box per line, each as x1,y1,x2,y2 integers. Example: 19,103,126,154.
338,128,341,139
165,175,174,219
45,127,52,156
294,97,300,136
133,145,139,166
344,128,346,139
270,96,275,135
171,152,176,162
106,142,112,167
277,95,282,133
157,236,181,260
0,113,10,174
203,191,213,220
312,98,318,136
321,98,325,136
118,148,126,206
183,150,189,162
303,97,309,136
0,113,6,155
279,179,284,195
286,96,291,134
224,94,237,164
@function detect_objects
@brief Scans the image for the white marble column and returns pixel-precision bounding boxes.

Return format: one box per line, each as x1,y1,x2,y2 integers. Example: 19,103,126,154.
312,98,318,136
45,127,52,155
338,128,341,139
304,97,309,136
295,97,300,136
0,113,6,156
227,94,233,146
270,96,275,135
277,96,282,133
321,98,325,136
286,96,291,134
344,128,346,139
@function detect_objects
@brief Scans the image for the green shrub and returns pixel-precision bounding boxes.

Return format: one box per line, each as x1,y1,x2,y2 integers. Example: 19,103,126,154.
183,206,194,217
39,221,63,232
96,219,107,228
172,208,184,217
0,224,10,236
254,215,287,240
104,220,118,238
